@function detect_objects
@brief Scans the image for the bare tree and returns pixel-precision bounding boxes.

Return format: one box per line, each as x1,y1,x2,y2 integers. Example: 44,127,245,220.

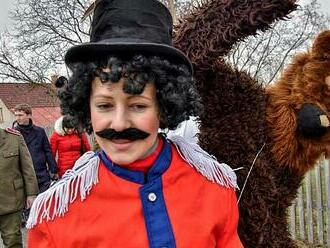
226,0,330,85
0,0,91,83
0,0,328,85
161,0,178,23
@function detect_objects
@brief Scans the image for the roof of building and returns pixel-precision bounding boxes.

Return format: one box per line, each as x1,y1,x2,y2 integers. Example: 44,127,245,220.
0,83,59,110
0,83,61,127
32,107,62,127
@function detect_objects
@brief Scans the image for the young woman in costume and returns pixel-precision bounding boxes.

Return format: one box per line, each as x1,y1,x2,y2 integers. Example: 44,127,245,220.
27,0,242,247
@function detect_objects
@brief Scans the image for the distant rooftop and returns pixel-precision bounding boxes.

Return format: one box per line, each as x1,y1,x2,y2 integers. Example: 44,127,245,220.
0,83,61,127
0,82,59,110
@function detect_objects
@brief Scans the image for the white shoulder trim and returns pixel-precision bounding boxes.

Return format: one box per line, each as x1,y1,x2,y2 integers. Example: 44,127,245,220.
168,135,238,189
26,151,100,229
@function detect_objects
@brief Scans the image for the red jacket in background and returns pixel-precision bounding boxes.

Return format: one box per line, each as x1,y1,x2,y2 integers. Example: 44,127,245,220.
50,132,91,177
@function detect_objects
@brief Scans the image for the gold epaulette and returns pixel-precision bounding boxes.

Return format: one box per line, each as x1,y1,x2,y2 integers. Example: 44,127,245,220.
5,128,21,136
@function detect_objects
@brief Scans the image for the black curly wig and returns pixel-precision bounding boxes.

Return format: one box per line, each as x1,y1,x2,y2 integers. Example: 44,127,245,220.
58,54,202,133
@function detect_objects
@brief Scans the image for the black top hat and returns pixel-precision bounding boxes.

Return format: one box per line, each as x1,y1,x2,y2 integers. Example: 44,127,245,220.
65,0,193,73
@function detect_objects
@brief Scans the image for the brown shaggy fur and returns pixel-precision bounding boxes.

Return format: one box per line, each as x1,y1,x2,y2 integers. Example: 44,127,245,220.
174,0,297,79
172,1,330,247
267,30,330,176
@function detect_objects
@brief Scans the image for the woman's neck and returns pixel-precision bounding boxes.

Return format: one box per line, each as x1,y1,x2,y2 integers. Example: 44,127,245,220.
140,138,159,159
120,136,164,173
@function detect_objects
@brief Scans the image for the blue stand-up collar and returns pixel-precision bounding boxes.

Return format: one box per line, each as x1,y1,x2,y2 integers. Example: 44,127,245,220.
99,137,172,184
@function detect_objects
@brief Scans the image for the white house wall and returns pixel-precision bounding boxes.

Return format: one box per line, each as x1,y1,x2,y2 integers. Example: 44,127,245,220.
0,98,15,128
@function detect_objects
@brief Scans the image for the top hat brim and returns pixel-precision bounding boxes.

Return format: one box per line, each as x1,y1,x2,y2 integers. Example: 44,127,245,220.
65,41,193,74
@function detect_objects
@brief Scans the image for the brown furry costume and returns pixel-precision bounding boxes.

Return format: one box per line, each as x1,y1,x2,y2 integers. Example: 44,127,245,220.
267,30,330,175
173,0,330,247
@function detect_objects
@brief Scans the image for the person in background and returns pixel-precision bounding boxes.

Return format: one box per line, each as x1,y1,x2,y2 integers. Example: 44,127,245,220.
13,103,58,190
27,0,242,247
50,115,91,177
0,127,38,247
12,103,58,226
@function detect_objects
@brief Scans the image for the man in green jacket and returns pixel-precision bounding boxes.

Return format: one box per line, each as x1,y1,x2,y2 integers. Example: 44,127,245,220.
0,127,38,248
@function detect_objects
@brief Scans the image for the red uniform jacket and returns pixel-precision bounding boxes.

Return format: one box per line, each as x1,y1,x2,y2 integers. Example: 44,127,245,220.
28,138,242,247
49,132,91,177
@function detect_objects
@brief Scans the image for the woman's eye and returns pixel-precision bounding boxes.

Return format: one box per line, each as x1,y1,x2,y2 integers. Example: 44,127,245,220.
96,104,113,110
130,104,147,111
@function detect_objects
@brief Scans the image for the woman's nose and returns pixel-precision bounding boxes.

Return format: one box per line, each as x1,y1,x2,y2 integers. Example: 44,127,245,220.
110,108,130,131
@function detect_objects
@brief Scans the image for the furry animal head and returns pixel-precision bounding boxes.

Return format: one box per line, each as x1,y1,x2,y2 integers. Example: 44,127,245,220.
302,30,330,106
266,30,330,175
311,30,330,60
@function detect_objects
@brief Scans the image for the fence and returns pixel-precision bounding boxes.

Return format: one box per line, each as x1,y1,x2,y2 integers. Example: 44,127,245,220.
289,159,330,247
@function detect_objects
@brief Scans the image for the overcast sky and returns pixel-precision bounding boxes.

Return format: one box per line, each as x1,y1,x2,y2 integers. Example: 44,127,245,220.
0,0,12,31
0,0,329,30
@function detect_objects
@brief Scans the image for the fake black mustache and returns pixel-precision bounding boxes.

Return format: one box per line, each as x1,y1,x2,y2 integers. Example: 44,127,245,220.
95,128,150,141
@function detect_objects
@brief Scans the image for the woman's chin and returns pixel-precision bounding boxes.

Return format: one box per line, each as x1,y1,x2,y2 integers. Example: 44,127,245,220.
110,155,136,165
101,137,157,165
